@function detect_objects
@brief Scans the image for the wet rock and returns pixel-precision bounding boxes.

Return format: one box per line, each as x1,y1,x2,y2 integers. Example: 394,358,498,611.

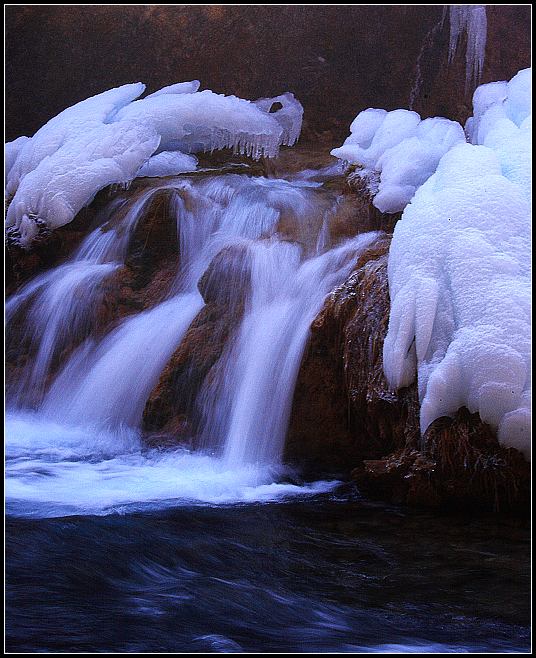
142,242,252,439
198,242,252,309
5,201,102,295
5,185,182,404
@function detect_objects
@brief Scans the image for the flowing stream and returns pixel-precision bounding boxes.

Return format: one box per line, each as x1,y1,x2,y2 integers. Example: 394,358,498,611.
5,164,529,652
6,168,375,516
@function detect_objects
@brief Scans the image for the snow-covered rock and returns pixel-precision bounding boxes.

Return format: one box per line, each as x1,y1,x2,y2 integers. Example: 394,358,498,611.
114,89,298,159
6,122,161,245
6,83,146,199
383,68,531,458
5,81,303,246
331,109,465,213
5,136,30,183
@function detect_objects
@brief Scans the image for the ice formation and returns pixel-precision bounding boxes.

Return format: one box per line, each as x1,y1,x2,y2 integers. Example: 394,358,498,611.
6,83,146,199
5,82,303,246
253,92,304,147
5,135,30,182
136,151,198,178
446,5,487,92
384,68,531,457
331,109,465,213
465,68,531,198
6,122,161,246
114,89,301,158
144,80,201,98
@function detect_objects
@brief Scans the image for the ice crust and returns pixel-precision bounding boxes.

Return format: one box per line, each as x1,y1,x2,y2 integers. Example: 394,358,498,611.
5,136,30,182
383,68,531,457
6,122,161,246
6,83,146,200
5,82,303,245
331,109,465,213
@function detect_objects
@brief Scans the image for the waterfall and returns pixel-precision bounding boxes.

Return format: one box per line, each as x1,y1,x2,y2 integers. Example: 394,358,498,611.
199,232,379,465
6,168,379,516
5,186,181,408
42,294,205,429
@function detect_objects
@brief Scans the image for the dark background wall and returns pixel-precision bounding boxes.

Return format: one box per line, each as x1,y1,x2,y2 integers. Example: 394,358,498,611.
5,5,531,143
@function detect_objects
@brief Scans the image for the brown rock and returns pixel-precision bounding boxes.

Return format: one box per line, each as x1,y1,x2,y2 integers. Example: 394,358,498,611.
142,242,253,441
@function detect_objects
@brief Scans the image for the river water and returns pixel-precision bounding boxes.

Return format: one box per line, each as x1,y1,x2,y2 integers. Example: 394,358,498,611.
6,492,530,652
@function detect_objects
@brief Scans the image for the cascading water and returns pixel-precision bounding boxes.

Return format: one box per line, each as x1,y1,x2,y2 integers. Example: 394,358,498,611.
199,232,379,465
5,186,182,408
6,167,378,517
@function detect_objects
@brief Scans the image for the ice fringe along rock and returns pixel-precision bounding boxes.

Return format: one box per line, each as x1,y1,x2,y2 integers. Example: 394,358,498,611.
331,109,465,213
5,82,303,247
383,68,531,458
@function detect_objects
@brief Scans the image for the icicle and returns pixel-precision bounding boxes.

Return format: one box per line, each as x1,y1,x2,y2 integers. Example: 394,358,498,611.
446,5,487,92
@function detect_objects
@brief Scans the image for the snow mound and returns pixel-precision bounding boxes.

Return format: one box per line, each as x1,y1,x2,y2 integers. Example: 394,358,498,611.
384,68,531,458
331,109,465,213
466,68,531,200
145,80,201,98
114,89,298,159
6,82,303,246
5,136,30,182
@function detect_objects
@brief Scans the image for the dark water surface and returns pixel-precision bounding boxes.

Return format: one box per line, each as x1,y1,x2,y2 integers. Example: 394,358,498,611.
5,493,530,653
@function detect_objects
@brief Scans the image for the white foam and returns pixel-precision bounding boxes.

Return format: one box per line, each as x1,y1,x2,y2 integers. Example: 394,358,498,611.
5,412,339,518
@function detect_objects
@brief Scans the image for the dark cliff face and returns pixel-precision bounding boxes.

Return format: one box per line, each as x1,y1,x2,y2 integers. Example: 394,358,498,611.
5,5,531,143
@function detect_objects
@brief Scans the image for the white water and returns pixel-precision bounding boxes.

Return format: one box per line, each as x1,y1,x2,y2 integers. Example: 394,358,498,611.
6,412,339,518
6,170,376,517
199,233,379,464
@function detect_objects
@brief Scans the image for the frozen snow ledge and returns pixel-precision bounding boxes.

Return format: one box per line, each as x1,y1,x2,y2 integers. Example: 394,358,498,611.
5,81,303,248
383,68,531,459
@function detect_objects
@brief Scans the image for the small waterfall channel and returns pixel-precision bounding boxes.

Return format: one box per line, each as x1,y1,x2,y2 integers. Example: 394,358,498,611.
6,166,379,517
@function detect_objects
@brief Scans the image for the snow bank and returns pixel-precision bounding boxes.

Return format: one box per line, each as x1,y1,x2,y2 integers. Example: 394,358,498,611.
6,82,303,246
384,68,531,457
5,136,30,182
331,109,465,213
114,89,298,159
466,68,531,199
6,83,146,199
